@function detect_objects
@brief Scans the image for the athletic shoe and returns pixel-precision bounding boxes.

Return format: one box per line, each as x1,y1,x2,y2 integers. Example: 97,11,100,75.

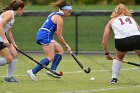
27,70,37,81
109,78,118,84
4,77,21,83
46,70,62,78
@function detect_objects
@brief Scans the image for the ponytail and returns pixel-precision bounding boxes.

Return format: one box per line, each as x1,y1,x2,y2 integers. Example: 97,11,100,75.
53,0,70,9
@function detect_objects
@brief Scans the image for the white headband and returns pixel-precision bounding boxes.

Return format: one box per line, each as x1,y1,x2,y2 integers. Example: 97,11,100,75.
61,6,72,10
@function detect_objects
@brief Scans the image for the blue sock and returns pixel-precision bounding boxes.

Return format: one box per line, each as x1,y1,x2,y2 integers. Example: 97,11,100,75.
50,54,62,70
32,58,50,74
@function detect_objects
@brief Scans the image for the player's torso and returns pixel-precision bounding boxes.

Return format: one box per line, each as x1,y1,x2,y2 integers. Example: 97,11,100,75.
111,16,140,39
40,12,62,35
0,10,15,33
0,10,15,42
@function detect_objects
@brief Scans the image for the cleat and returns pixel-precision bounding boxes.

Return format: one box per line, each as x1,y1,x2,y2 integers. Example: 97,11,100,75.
27,70,37,81
109,78,118,84
4,77,21,83
46,70,62,78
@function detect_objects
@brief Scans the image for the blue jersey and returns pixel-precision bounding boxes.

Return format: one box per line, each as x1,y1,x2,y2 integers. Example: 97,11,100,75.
36,12,62,45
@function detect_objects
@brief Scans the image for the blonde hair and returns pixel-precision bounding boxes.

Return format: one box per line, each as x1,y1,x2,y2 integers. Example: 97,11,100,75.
111,3,133,18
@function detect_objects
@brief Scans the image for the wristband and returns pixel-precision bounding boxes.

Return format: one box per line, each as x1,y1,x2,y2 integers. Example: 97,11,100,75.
105,52,109,55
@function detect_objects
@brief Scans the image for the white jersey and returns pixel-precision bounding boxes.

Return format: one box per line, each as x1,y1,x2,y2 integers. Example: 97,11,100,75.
111,16,140,39
0,10,15,42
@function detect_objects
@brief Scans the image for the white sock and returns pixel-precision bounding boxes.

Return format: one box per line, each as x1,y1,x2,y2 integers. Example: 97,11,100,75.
112,59,122,79
0,58,7,66
6,59,17,78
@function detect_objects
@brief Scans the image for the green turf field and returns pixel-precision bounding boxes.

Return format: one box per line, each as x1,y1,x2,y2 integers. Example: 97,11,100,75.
0,54,140,93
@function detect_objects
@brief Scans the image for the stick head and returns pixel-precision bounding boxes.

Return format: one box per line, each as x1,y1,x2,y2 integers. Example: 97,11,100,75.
84,67,91,73
59,70,63,76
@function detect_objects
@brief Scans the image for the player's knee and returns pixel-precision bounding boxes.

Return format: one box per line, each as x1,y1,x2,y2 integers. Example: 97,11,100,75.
59,50,64,55
136,52,140,57
47,56,54,62
11,52,18,59
5,56,13,64
115,56,123,61
56,48,64,55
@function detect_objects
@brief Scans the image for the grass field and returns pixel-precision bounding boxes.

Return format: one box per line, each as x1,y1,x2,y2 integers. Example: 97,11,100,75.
0,54,140,93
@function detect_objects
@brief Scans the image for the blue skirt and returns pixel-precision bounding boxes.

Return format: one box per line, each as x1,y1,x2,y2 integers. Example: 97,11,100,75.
36,29,53,45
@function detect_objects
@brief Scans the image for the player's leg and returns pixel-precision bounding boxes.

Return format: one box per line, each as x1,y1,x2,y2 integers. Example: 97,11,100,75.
27,43,54,80
110,50,127,84
133,35,140,57
50,40,64,70
134,50,140,57
46,41,64,78
0,44,12,66
4,44,20,82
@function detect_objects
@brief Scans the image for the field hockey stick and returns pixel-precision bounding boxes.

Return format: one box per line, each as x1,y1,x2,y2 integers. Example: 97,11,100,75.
121,60,140,67
70,51,91,73
112,58,140,67
15,47,63,76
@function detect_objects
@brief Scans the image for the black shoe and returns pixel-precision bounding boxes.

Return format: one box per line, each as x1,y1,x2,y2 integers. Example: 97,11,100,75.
109,78,118,84
4,77,21,83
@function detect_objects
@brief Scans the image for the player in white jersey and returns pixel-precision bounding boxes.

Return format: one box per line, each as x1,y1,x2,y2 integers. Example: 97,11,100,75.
102,4,140,84
0,0,25,82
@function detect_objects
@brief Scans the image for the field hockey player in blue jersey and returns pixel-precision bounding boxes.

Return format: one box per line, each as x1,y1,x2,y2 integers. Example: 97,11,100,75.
27,0,72,81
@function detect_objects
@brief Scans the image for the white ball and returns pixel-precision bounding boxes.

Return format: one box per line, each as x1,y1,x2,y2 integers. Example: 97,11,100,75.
90,77,95,81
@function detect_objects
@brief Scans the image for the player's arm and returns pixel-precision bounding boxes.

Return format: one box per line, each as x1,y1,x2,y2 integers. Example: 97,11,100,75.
53,15,71,51
102,19,114,60
0,11,12,46
102,20,112,53
6,29,18,48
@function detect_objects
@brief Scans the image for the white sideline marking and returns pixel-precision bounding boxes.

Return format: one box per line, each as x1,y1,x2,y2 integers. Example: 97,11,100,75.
61,85,140,93
64,67,139,74
0,68,139,78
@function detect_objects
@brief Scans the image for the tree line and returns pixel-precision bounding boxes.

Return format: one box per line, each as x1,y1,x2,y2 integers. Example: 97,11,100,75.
22,0,140,5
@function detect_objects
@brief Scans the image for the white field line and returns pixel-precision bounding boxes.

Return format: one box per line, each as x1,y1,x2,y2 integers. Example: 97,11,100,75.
61,85,140,93
0,68,139,78
64,67,139,74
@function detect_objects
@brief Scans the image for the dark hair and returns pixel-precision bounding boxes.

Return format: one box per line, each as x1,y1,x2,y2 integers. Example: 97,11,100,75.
3,0,25,11
53,0,70,9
